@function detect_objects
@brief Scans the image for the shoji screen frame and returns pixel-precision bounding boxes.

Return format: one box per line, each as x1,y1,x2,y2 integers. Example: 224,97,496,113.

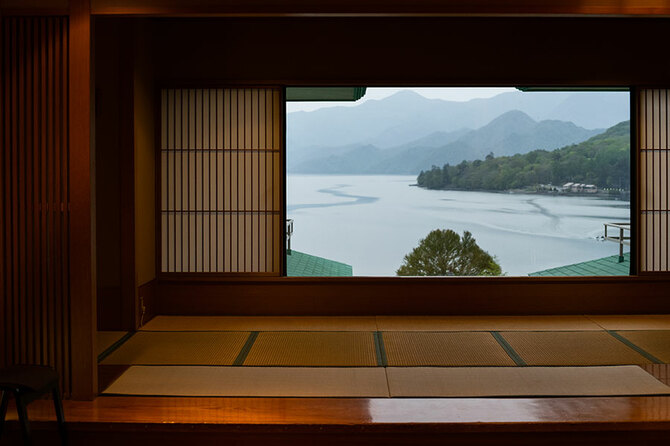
156,86,286,278
637,87,670,274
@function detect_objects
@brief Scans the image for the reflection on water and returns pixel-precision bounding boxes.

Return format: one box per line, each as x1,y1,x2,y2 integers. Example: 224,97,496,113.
287,174,630,276
288,185,379,211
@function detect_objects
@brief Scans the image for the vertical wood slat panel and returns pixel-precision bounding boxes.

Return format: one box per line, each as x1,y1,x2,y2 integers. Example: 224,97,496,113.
1,16,71,396
18,16,27,366
11,16,19,365
62,16,70,397
160,88,282,274
26,17,35,365
639,88,670,273
2,17,9,368
17,17,26,365
39,16,49,369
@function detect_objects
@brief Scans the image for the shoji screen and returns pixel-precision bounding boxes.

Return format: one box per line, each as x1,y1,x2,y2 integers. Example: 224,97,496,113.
1,17,72,395
160,88,283,274
638,89,670,272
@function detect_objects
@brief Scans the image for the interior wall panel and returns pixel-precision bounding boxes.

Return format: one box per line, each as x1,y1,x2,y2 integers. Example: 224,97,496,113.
1,16,72,396
148,18,670,86
86,0,670,16
160,88,282,274
0,0,68,10
133,17,156,314
638,89,670,273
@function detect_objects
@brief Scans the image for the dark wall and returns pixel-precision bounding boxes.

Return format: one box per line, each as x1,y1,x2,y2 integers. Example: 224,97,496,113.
95,18,141,330
95,18,123,330
149,17,670,86
94,18,157,330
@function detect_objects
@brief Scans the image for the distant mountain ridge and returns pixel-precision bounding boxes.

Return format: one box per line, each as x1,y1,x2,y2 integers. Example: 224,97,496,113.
290,110,604,175
287,89,629,154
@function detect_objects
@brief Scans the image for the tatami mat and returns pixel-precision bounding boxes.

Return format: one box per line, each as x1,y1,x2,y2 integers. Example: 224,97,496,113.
141,316,378,332
617,331,670,363
383,332,516,366
243,332,378,366
501,331,651,366
102,365,670,398
103,366,389,397
588,315,670,331
101,331,249,365
376,316,602,331
97,331,127,357
387,366,670,397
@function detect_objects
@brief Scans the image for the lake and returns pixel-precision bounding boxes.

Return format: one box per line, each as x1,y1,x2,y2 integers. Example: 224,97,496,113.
287,174,631,276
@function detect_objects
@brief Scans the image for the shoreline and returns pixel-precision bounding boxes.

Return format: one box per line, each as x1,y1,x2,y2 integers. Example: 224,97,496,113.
415,185,630,201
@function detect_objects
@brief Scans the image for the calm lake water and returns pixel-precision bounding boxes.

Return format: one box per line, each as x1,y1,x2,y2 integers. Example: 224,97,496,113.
287,174,631,276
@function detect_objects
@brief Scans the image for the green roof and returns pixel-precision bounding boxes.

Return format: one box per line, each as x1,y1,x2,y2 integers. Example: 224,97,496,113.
285,87,367,102
286,250,353,277
529,252,630,276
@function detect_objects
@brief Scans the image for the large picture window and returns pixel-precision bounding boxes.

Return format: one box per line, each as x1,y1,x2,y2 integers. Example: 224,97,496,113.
286,88,632,277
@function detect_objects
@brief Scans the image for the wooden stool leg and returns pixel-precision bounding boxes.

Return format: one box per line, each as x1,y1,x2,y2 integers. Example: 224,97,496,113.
0,390,9,439
52,386,67,446
15,393,32,446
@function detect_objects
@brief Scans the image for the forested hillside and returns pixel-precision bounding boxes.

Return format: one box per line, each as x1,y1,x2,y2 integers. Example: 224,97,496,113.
417,121,630,191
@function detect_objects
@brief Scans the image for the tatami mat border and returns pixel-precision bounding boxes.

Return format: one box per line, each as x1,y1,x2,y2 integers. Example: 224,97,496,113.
374,331,388,367
491,331,526,366
501,331,655,366
233,332,259,366
97,332,135,363
614,330,670,363
608,331,663,364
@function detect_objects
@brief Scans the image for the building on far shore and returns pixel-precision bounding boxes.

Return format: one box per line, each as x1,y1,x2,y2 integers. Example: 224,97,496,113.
562,182,598,193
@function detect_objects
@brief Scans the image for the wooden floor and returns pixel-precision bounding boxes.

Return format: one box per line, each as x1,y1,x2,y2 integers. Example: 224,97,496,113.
5,316,670,445
3,395,670,445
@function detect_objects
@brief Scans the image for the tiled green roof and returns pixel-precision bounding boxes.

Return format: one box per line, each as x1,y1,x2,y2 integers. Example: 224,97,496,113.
286,250,353,277
529,252,630,276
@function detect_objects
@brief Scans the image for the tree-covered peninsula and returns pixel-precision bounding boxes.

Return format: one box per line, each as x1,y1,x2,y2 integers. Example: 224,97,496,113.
417,120,629,192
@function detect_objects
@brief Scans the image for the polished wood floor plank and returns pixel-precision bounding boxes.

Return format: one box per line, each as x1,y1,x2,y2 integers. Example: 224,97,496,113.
3,396,670,446
4,396,670,429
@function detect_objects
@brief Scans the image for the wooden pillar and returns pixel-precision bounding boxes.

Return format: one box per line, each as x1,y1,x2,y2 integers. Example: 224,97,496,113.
119,21,137,330
69,0,96,400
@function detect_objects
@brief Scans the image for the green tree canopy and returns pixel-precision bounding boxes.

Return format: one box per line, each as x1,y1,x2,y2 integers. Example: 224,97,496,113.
417,120,630,192
396,229,502,276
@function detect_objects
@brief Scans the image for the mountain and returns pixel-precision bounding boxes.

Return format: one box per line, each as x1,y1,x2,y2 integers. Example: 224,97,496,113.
417,121,630,191
287,89,629,152
384,128,472,152
293,144,383,174
291,111,604,174
287,126,470,172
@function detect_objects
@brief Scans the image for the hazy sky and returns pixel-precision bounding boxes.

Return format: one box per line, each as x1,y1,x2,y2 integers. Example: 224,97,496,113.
286,87,517,113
